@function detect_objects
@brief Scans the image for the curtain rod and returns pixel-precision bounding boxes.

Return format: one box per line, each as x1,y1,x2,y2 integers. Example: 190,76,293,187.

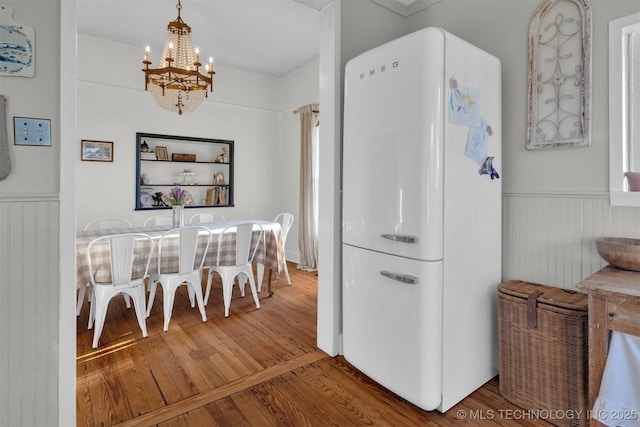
293,105,319,114
293,109,320,114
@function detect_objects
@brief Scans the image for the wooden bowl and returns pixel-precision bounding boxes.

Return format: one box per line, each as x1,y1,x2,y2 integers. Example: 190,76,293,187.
596,237,640,271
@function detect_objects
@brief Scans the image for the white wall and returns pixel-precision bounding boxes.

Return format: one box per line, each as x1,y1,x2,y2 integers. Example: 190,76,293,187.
59,2,77,424
76,36,318,263
0,2,60,195
316,0,407,356
408,0,639,195
76,37,279,230
0,1,62,426
406,0,640,289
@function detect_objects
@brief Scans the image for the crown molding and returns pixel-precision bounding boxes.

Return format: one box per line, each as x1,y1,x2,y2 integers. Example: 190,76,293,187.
370,0,443,17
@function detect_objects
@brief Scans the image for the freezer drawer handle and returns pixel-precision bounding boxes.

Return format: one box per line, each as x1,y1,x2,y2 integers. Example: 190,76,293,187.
380,270,419,285
380,233,419,244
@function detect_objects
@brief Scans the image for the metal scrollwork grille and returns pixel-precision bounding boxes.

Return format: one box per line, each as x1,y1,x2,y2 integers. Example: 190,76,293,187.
527,0,592,150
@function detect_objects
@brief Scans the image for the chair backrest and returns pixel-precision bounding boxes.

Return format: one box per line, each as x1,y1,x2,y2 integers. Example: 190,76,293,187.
273,213,294,243
84,218,132,231
217,222,264,266
158,226,211,275
144,215,173,227
86,233,154,287
189,212,225,224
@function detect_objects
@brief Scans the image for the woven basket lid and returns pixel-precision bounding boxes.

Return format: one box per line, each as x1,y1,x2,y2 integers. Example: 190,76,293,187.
498,280,588,311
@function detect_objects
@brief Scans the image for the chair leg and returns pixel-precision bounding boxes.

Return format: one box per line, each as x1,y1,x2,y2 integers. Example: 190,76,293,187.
204,270,215,306
162,283,177,332
220,271,235,317
187,283,196,308
76,285,87,316
283,261,291,285
123,294,131,309
256,263,265,292
247,271,261,310
91,289,110,349
238,274,246,297
130,287,148,338
188,281,207,323
87,286,95,330
146,278,159,318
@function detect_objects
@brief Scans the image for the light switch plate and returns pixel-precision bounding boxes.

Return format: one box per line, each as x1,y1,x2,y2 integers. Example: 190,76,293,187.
13,117,51,146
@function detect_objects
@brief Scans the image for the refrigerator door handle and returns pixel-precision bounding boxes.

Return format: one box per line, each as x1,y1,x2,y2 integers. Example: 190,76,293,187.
380,233,419,244
380,270,419,285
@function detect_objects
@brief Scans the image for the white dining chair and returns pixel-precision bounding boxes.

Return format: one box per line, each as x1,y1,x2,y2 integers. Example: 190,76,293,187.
144,215,173,227
190,212,225,289
86,233,154,348
205,222,263,317
189,212,225,224
83,218,132,231
257,213,294,291
78,217,133,316
146,226,211,331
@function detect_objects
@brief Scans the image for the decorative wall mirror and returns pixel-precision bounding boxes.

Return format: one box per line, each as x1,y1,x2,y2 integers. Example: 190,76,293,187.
609,12,640,206
527,0,592,150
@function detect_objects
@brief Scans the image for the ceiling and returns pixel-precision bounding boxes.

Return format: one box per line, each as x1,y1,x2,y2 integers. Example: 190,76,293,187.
76,0,436,78
77,0,328,78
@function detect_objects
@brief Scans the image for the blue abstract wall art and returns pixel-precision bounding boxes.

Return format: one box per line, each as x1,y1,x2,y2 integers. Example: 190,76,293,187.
0,5,34,77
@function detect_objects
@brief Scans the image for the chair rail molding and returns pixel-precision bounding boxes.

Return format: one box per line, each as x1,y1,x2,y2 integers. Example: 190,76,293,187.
526,0,592,150
0,192,59,202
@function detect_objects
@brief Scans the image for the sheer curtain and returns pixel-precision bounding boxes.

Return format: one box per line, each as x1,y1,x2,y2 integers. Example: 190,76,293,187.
296,103,319,271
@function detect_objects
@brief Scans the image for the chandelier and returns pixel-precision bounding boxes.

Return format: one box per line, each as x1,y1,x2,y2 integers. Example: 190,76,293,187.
142,0,215,115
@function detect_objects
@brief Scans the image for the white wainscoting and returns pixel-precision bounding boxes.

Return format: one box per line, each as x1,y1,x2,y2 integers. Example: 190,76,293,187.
0,196,59,426
503,191,640,290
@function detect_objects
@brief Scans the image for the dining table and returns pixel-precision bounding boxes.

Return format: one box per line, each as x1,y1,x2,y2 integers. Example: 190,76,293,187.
76,220,285,297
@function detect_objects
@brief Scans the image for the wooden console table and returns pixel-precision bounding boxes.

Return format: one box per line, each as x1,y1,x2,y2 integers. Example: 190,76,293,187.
576,266,640,427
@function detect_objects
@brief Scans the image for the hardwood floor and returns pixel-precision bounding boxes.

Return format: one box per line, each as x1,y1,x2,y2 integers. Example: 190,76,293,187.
76,264,553,427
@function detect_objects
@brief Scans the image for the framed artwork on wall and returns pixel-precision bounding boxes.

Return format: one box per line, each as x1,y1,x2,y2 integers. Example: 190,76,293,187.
81,140,113,162
156,145,168,160
526,0,592,150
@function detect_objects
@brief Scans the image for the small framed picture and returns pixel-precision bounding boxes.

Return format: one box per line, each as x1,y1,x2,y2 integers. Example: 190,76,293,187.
81,140,113,162
156,146,169,160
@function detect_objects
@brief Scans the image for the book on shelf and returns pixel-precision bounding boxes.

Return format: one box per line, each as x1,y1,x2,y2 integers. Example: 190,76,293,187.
206,187,227,206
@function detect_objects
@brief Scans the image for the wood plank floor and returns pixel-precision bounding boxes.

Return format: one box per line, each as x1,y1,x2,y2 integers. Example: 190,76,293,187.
76,264,554,427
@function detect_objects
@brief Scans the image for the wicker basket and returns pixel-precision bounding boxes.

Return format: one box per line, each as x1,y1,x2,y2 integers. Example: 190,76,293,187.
497,280,588,427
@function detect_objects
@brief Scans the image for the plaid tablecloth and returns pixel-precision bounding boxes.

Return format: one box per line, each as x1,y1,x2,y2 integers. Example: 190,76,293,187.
76,220,284,288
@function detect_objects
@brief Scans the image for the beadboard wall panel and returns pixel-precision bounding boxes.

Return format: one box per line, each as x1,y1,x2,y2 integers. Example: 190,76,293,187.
0,192,635,426
0,198,59,427
503,192,639,289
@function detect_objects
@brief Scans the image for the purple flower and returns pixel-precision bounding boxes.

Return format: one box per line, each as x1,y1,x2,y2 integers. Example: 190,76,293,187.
162,186,186,205
172,186,184,201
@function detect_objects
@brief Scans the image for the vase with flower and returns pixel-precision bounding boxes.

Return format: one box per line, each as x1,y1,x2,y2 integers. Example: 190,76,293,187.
162,186,188,227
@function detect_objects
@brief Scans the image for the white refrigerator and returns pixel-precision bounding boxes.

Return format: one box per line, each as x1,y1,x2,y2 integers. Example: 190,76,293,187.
342,27,502,412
